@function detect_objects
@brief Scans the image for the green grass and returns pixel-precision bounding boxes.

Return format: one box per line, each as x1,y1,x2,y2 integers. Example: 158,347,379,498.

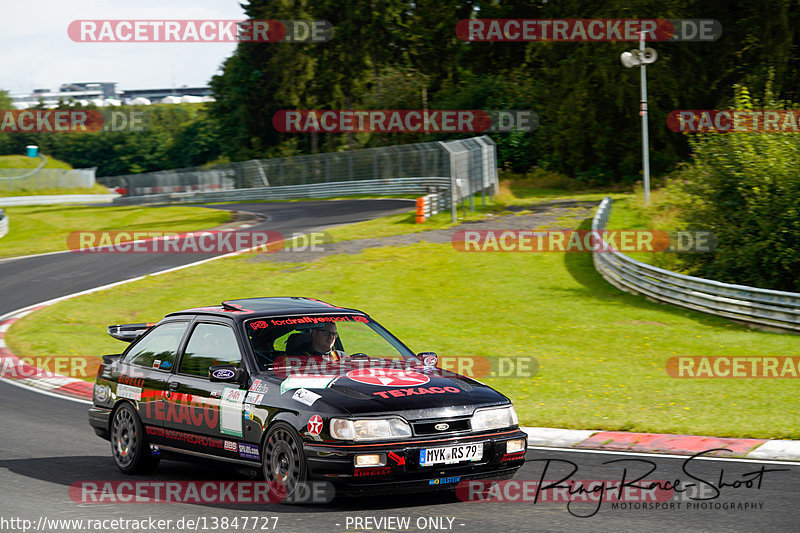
0,153,113,196
6,198,799,439
0,154,73,170
0,182,112,197
0,205,231,258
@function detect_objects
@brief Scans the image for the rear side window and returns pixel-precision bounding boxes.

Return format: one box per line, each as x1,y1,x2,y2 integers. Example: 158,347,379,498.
180,323,242,377
124,321,188,371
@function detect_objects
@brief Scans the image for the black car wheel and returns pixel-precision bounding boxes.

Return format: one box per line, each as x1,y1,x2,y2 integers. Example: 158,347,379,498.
262,423,307,501
110,402,159,474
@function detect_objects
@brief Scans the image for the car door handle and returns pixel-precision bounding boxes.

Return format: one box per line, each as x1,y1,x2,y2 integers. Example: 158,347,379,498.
169,381,180,391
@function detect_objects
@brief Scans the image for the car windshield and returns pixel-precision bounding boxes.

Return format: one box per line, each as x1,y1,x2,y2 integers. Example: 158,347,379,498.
245,314,415,370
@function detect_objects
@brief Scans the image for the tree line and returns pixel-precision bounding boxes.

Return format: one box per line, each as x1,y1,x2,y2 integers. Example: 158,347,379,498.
1,0,797,182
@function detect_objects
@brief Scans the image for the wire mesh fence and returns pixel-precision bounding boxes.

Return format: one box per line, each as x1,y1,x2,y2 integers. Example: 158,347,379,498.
99,136,499,220
0,168,96,192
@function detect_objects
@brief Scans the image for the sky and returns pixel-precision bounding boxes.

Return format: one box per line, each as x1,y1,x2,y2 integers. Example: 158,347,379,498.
0,0,245,95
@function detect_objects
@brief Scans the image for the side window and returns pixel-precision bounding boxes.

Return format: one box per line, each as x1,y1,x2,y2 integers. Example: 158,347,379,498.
180,323,242,377
124,321,187,371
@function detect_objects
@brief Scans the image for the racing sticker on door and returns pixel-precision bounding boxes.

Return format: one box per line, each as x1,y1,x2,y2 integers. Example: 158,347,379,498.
220,387,246,437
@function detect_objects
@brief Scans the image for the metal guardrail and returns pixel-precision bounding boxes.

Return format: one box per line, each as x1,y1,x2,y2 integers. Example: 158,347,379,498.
592,197,800,333
0,209,8,239
112,177,449,205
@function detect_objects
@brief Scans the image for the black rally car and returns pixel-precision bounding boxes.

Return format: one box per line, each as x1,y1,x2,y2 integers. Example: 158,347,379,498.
89,297,527,498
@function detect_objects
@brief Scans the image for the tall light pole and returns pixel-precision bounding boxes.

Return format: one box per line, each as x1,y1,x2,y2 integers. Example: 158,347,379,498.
621,33,658,204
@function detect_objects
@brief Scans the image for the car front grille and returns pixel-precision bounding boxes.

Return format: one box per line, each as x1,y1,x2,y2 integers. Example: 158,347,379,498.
412,418,471,436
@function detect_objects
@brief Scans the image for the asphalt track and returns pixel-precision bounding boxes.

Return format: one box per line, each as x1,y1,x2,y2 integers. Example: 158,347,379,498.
1,199,798,532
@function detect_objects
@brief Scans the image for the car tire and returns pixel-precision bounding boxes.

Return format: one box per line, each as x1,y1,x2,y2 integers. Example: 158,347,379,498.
110,402,160,474
262,422,308,502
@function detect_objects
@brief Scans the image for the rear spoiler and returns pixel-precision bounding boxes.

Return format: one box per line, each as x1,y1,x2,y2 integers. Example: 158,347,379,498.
107,322,157,342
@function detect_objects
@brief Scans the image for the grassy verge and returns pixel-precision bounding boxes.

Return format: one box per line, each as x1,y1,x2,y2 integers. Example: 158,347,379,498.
0,154,73,170
0,205,231,259
6,197,799,439
0,183,112,197
0,153,113,196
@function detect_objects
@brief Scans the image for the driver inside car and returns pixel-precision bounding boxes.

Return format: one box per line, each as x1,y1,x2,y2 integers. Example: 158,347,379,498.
286,323,348,363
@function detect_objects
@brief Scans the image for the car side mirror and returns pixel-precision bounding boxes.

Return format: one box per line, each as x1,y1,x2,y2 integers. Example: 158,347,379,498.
209,365,247,384
417,352,438,367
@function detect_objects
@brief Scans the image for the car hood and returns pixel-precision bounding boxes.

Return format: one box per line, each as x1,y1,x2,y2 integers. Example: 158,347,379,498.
257,361,510,416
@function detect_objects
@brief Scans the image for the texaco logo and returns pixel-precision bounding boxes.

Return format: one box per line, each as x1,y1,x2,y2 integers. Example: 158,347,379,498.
307,414,323,436
346,368,430,387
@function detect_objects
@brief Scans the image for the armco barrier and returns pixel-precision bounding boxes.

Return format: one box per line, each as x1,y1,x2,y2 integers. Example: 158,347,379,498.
0,209,8,238
592,197,800,333
112,177,448,206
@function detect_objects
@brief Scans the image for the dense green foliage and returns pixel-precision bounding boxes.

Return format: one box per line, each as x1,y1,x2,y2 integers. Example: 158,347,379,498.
672,86,800,291
2,1,798,180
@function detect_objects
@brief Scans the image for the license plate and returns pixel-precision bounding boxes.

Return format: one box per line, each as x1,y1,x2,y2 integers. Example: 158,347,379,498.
419,443,482,466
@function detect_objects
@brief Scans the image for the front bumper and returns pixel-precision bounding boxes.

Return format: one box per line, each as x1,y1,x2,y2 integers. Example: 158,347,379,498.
304,428,527,497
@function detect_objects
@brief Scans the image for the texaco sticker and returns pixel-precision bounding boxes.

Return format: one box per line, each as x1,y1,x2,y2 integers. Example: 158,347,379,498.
345,367,430,387
307,414,323,436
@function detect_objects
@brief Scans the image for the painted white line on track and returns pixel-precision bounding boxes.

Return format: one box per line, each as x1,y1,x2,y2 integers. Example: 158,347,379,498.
526,445,800,466
0,376,92,405
0,208,267,264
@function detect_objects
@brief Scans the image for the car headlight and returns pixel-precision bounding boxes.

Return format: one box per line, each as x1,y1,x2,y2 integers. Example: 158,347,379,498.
472,405,518,431
330,417,412,441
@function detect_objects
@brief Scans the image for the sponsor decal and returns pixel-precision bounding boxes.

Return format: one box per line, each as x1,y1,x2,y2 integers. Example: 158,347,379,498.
372,386,460,399
292,388,321,406
388,452,406,466
159,360,173,370
157,428,224,449
211,368,236,380
220,388,246,437
307,414,323,436
153,360,161,369
502,452,526,462
238,443,260,460
118,375,144,388
264,315,368,327
346,368,430,387
224,440,238,452
423,354,438,367
244,409,254,421
245,392,264,404
249,379,263,391
279,375,338,394
146,393,219,429
353,467,391,477
430,476,461,485
149,444,160,457
116,384,142,401
94,384,109,402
